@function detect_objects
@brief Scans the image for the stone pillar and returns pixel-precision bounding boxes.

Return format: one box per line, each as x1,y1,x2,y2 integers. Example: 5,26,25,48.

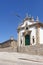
17,31,20,52
17,31,20,47
23,36,25,46
36,25,40,45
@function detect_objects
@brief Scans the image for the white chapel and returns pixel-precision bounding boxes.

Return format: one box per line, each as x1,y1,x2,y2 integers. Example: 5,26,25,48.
17,14,43,47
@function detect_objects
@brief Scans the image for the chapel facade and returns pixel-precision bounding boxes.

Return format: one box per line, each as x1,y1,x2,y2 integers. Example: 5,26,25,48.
17,14,43,47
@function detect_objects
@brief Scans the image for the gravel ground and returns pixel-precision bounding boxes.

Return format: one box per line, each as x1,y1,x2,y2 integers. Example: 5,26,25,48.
0,52,43,65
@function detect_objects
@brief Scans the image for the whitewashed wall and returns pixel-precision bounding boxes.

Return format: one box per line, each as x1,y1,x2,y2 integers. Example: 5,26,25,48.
19,30,25,46
40,27,43,44
29,27,36,45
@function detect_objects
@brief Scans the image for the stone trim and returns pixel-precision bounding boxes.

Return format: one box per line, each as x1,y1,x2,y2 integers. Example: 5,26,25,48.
23,31,31,36
22,30,31,46
36,26,40,45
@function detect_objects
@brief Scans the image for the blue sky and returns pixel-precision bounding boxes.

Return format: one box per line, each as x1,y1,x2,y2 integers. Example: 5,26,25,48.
0,0,43,42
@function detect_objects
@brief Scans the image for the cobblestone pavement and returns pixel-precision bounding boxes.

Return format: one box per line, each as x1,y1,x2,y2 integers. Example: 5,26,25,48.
0,52,43,65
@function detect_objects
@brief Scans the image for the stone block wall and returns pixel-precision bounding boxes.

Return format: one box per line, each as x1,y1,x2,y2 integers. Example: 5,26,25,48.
0,39,17,52
17,44,43,55
0,47,17,52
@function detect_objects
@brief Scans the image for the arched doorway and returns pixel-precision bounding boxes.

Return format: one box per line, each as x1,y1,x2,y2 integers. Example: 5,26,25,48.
25,34,30,45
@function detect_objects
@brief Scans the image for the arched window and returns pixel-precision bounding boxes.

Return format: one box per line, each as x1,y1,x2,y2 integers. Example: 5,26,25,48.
32,36,35,43
21,39,22,44
26,27,28,30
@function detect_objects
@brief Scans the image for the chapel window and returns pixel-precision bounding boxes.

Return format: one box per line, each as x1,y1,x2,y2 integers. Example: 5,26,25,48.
26,27,28,30
21,39,22,44
32,36,35,43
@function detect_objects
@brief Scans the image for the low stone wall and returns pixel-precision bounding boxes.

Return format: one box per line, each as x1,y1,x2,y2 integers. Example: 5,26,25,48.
0,47,17,52
0,44,43,55
17,44,43,55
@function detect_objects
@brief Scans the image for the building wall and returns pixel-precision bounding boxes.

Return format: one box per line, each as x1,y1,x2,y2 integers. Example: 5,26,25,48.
29,27,36,45
40,27,43,44
18,30,25,46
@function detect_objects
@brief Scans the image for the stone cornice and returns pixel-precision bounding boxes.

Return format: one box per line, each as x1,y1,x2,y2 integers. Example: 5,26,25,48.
17,17,35,29
17,22,43,32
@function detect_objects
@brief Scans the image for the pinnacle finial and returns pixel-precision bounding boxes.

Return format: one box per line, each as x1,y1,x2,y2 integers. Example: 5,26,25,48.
31,16,34,21
36,16,39,22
